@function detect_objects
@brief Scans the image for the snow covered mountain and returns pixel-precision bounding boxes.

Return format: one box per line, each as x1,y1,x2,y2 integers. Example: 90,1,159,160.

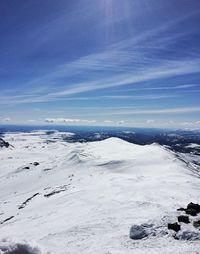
0,131,200,254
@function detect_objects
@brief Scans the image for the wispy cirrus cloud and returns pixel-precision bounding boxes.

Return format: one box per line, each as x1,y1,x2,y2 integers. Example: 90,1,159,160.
0,57,199,106
102,94,178,100
104,106,200,116
117,84,198,92
1,7,200,106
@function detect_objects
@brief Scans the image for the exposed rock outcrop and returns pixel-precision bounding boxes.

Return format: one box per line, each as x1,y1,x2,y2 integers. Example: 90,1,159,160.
130,224,149,240
168,222,181,232
177,215,190,224
0,138,9,148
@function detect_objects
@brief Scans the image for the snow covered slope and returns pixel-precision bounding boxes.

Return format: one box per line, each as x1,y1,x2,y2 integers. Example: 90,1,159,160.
0,132,200,254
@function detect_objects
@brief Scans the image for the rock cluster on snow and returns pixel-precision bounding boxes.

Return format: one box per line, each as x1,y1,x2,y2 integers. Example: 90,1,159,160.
0,138,9,148
178,202,200,216
168,202,200,232
167,202,200,240
130,202,200,241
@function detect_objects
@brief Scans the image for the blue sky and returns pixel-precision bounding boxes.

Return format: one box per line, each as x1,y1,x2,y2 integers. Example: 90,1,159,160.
0,0,200,128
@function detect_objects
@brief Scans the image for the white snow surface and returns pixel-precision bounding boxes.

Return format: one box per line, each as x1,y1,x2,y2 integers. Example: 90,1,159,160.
185,143,200,149
0,132,200,254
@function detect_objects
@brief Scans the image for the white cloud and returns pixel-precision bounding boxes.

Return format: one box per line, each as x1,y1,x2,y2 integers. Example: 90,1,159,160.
146,120,154,124
117,120,125,125
165,120,174,125
1,32,200,106
41,59,200,101
119,84,197,92
180,122,194,126
106,106,200,115
102,95,177,100
45,118,96,124
3,117,11,122
104,120,114,123
175,84,197,89
28,119,37,122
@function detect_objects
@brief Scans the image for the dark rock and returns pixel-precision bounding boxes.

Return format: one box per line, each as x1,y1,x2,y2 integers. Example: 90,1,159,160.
177,208,185,211
43,168,52,171
193,220,200,229
18,193,39,209
185,208,197,216
130,225,149,240
176,230,200,240
0,216,14,224
187,202,200,213
33,162,39,166
178,215,190,224
168,222,181,232
0,138,9,148
44,186,67,198
23,166,30,170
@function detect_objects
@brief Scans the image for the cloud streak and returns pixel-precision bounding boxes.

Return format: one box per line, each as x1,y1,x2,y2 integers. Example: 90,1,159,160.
45,118,96,124
105,106,200,115
0,57,199,106
1,7,200,106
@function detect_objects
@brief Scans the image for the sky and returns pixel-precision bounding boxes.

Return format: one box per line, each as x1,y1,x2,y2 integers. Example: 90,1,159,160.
0,0,200,128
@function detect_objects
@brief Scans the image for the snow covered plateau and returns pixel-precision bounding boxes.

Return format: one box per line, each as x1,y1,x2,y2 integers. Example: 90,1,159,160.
0,131,200,254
